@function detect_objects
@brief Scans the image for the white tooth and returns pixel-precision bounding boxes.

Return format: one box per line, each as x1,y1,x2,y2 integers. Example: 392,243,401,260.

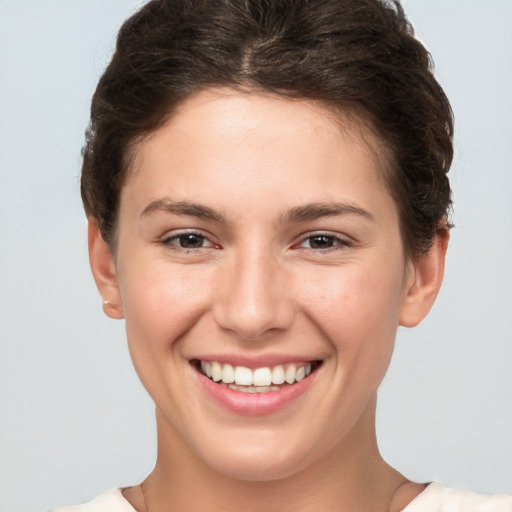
228,384,239,391
244,386,257,393
270,386,280,391
211,362,222,382
253,367,272,386
271,365,285,385
205,362,212,378
305,363,312,376
256,386,271,393
221,363,235,384
295,366,305,382
234,366,253,386
284,364,297,384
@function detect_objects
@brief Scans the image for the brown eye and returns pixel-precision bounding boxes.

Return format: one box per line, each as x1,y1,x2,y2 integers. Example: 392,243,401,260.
297,233,352,251
177,233,206,248
161,231,215,250
308,235,336,249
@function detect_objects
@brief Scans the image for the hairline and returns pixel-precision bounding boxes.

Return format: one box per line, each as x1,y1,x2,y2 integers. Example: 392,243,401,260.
109,86,411,259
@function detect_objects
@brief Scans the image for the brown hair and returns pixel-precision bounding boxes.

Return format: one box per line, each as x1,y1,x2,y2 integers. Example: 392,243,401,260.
81,0,453,256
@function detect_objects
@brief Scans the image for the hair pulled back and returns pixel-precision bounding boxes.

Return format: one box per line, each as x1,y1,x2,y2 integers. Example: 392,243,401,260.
81,0,453,256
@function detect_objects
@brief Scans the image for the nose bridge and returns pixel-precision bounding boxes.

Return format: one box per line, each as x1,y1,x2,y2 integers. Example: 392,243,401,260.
215,241,293,339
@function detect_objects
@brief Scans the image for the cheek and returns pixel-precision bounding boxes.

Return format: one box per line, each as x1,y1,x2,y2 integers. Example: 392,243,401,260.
296,261,404,375
298,261,404,327
118,260,213,362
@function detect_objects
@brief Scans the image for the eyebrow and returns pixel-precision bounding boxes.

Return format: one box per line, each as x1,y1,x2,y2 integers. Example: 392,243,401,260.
141,199,225,223
283,202,375,223
141,198,374,224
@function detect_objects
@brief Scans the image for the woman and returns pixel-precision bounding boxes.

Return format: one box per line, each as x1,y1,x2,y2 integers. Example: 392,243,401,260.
53,0,511,510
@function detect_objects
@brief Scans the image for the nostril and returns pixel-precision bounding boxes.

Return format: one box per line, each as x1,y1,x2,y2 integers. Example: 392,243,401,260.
214,303,295,341
212,261,294,339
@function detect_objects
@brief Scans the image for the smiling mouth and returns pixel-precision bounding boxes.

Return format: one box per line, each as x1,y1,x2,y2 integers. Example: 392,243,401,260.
192,360,322,393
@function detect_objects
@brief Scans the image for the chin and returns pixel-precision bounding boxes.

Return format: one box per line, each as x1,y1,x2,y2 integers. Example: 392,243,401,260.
208,454,309,482
191,429,319,482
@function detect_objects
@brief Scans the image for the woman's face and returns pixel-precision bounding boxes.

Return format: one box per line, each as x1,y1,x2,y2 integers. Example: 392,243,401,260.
95,89,435,480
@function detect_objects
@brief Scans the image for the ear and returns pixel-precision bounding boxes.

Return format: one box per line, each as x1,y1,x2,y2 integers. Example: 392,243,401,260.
88,218,124,319
399,230,449,328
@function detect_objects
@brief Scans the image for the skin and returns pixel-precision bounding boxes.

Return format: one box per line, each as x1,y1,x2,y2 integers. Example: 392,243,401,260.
90,89,448,512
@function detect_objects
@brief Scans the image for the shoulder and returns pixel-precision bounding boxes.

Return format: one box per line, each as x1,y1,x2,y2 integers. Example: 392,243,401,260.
402,482,512,512
50,488,136,512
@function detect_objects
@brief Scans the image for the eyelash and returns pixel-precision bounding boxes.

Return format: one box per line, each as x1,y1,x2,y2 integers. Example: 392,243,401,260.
160,230,216,250
159,230,353,252
295,233,353,251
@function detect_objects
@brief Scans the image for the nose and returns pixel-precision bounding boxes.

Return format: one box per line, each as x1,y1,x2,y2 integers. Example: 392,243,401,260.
213,247,294,341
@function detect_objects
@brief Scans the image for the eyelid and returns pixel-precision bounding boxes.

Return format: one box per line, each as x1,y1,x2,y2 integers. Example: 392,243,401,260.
157,228,353,251
293,231,354,250
159,228,220,249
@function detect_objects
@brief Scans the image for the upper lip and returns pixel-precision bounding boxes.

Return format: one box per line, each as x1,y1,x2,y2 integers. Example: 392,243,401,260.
189,353,322,369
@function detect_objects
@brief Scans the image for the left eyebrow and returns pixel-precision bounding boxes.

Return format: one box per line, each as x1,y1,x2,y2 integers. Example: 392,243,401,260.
282,202,375,223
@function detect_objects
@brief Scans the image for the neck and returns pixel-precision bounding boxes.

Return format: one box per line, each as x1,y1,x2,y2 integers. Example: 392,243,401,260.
138,397,407,512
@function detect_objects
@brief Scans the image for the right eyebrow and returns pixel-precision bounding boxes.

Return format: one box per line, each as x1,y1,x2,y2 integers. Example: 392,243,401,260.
140,199,225,223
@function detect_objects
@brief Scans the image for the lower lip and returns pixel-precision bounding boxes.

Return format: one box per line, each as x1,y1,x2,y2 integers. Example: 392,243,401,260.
196,369,318,416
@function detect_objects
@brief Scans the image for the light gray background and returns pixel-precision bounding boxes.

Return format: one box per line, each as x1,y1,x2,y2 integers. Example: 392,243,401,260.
1,1,511,510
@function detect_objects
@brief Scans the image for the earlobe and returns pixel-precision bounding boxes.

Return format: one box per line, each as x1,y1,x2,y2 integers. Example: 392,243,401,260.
399,230,449,328
88,218,124,320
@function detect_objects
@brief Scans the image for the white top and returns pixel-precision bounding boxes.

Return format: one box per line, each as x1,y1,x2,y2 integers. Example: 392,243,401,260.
401,482,512,511
52,482,512,512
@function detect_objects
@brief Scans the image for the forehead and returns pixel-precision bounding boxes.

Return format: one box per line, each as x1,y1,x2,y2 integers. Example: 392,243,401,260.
130,88,389,166
123,88,396,221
